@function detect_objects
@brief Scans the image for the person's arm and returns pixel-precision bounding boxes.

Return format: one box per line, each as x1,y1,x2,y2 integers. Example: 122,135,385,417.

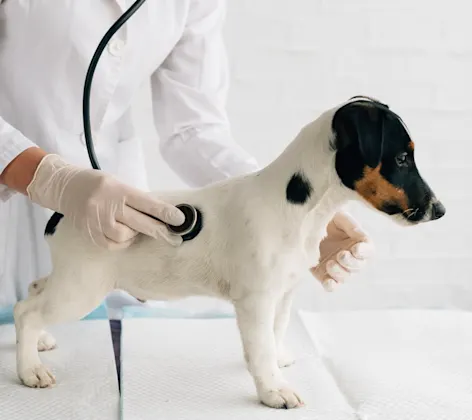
0,117,45,200
0,147,47,194
150,0,259,188
0,118,185,249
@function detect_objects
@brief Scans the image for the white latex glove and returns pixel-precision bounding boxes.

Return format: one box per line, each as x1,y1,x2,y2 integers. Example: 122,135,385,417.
310,212,374,291
27,154,185,249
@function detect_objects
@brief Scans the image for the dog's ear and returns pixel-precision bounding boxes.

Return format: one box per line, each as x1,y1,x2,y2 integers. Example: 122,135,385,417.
332,102,386,168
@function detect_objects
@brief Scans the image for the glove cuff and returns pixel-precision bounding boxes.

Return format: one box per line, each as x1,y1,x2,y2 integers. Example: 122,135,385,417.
26,154,71,211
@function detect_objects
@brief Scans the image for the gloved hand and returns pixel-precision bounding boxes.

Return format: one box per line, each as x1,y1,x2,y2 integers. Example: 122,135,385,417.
27,154,185,249
310,211,374,291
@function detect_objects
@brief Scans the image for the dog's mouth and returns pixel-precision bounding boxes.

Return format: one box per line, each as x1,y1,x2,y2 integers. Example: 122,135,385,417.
391,200,445,226
376,193,446,226
402,207,427,223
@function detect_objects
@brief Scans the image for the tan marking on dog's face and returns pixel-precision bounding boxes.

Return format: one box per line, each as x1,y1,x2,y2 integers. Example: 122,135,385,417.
354,165,408,211
408,141,415,151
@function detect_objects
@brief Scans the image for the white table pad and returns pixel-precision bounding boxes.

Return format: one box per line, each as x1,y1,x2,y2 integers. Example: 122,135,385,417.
0,320,120,420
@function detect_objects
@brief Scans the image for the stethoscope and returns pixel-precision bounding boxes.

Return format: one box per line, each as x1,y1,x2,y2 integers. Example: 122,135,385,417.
82,0,200,240
80,3,408,243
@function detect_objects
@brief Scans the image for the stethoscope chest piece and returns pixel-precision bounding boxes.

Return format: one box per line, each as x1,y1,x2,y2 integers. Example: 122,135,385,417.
166,204,198,237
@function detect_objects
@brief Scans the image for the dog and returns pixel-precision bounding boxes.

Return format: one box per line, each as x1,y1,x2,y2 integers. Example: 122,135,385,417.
13,96,445,409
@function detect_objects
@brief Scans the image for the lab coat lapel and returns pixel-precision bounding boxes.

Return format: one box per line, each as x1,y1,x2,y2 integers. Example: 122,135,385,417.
89,0,129,132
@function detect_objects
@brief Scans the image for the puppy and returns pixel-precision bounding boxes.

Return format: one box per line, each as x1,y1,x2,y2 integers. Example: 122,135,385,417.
13,96,445,409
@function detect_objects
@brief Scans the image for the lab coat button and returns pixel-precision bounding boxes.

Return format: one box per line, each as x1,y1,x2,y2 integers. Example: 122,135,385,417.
108,38,125,57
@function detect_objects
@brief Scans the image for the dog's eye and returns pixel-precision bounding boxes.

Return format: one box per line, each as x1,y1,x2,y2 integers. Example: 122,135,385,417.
395,153,408,167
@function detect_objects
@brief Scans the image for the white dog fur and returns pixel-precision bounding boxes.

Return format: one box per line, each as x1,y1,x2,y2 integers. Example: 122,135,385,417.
12,99,422,409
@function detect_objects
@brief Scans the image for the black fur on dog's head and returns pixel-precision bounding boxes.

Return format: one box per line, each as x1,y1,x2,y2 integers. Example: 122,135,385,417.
332,96,445,225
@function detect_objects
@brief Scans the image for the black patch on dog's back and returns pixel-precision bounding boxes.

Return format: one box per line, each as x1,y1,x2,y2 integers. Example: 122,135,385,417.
286,172,312,204
44,212,64,236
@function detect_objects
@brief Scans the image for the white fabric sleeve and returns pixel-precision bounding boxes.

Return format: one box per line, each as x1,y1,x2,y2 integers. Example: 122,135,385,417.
0,117,38,202
150,0,260,188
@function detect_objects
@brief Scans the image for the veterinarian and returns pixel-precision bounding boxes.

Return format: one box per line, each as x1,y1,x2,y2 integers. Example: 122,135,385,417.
0,0,373,309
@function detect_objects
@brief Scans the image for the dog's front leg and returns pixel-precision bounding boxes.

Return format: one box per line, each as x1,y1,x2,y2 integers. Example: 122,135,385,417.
234,295,303,409
274,289,296,368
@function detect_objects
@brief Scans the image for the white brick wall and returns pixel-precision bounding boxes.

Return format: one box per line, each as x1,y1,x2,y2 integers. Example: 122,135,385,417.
134,0,472,311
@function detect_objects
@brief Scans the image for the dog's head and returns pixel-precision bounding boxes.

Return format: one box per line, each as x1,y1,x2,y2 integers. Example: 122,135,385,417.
332,96,445,225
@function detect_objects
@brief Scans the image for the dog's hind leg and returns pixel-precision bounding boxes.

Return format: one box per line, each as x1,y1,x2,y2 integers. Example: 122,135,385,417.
26,277,57,352
274,288,296,368
14,267,114,388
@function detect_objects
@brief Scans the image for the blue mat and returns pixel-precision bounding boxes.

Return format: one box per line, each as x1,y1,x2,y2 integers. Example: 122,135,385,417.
121,305,235,319
0,302,235,325
0,302,109,325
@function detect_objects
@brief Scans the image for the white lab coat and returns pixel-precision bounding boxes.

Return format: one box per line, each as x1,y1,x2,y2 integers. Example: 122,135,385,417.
0,0,259,310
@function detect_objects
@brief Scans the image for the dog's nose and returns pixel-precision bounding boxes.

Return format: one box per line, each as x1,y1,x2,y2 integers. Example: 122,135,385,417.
431,201,446,220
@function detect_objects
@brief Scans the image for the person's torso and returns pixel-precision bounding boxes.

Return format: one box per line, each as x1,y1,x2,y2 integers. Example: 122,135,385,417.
0,0,190,169
0,0,196,306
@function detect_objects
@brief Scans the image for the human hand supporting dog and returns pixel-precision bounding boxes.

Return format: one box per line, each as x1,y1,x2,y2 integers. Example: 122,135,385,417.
310,211,374,291
26,154,185,249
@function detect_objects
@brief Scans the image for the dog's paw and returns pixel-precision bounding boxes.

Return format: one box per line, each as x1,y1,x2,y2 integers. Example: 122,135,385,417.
19,364,56,388
37,331,57,352
277,349,295,368
259,385,304,409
